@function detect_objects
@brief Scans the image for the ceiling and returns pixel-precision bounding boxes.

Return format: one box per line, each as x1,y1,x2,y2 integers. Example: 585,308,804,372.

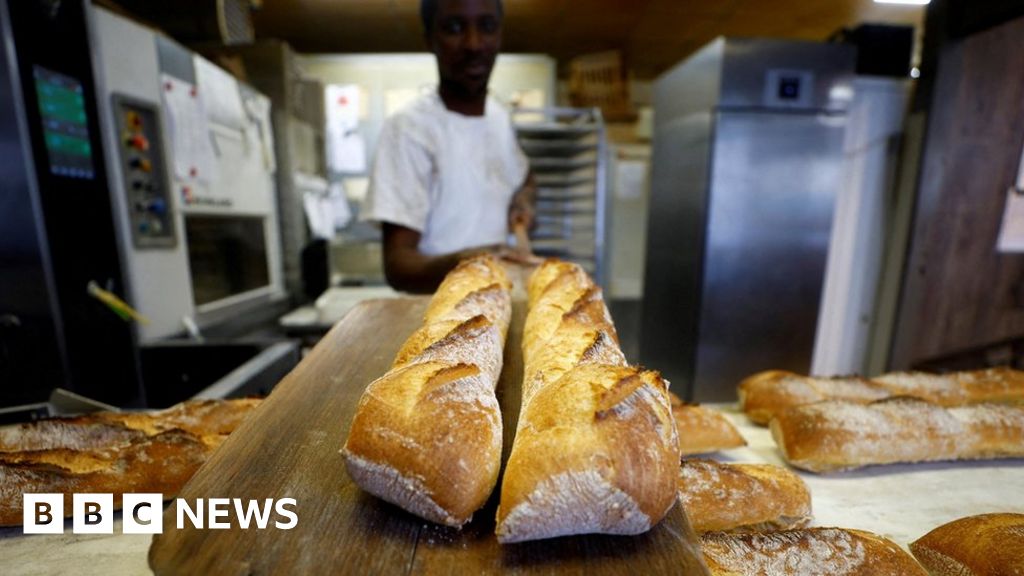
253,0,926,78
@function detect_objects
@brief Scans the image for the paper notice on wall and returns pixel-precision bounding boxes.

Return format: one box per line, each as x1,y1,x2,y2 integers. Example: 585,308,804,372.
326,84,360,132
194,56,246,130
997,187,1024,252
160,74,215,183
325,84,368,174
327,129,367,174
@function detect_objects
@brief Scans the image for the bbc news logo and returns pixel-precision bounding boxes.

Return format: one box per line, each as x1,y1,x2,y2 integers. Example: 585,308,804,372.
23,494,298,534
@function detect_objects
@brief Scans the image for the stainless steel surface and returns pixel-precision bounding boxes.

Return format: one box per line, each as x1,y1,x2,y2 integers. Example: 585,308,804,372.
694,111,844,401
718,39,856,112
640,112,714,398
641,38,852,402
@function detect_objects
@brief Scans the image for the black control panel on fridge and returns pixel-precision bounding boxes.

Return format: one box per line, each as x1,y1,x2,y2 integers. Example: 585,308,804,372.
112,95,176,248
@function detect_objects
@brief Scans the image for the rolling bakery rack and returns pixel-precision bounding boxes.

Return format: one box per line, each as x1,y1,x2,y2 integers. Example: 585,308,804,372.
513,107,609,289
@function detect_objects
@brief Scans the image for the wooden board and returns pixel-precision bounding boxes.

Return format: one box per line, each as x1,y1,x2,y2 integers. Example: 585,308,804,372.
892,14,1024,369
149,298,708,575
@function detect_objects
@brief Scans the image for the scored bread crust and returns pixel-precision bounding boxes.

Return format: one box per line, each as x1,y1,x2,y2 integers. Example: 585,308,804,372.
341,256,511,527
770,397,1024,473
496,260,679,543
677,459,811,533
739,368,1024,426
909,513,1024,576
701,527,928,576
0,398,261,526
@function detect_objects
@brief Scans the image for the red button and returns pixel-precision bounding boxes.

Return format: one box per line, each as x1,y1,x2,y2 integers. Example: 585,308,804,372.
125,134,149,151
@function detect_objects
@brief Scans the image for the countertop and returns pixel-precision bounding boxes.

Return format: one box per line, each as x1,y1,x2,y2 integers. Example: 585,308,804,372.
3,321,1023,573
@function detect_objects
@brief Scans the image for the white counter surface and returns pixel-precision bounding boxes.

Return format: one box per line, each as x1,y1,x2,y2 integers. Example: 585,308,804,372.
710,404,1024,548
2,404,1022,573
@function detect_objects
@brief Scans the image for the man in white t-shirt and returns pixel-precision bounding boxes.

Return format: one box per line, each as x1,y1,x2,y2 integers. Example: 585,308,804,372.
362,0,536,293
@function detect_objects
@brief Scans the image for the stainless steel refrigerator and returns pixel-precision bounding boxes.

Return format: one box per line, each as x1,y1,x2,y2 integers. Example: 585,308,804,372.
640,38,855,402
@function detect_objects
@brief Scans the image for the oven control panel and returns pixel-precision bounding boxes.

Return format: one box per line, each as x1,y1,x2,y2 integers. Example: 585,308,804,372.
112,95,176,248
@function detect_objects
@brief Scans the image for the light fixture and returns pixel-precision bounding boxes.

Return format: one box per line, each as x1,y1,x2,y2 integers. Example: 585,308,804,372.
873,0,930,5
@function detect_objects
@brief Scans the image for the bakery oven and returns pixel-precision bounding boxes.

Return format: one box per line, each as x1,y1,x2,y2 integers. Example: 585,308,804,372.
0,0,290,409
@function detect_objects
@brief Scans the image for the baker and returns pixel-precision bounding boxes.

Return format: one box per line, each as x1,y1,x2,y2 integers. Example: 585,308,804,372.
362,0,536,293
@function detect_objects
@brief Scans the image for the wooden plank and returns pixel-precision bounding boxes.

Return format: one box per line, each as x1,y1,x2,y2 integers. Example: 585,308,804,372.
892,15,1024,368
149,297,707,575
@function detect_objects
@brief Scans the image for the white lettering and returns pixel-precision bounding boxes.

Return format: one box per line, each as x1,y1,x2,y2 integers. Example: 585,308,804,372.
208,498,230,529
24,494,299,532
275,498,298,529
233,498,273,529
176,498,203,529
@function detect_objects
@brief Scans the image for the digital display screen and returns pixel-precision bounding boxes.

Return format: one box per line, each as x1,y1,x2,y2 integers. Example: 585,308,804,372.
33,65,95,179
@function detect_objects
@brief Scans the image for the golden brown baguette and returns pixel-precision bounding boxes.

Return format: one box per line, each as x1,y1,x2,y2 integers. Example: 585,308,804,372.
0,430,214,526
0,398,261,452
770,397,1024,473
670,393,746,455
739,370,890,425
496,260,679,543
909,513,1024,576
701,527,928,575
739,367,1024,425
677,459,811,533
0,398,261,527
874,367,1024,406
342,256,511,527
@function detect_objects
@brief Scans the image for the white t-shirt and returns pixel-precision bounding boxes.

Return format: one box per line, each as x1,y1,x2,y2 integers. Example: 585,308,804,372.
362,91,529,256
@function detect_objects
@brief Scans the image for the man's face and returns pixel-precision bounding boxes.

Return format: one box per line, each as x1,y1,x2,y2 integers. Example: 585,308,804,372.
428,0,502,98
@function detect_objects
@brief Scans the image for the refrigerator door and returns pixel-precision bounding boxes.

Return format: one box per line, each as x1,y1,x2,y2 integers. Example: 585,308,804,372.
693,111,845,401
640,112,714,396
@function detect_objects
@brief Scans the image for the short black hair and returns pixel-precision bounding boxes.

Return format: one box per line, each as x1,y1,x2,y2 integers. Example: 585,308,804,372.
420,0,504,35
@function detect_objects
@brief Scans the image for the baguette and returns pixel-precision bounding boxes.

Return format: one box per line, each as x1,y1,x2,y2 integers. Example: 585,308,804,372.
874,367,1024,405
770,397,1024,473
0,398,261,526
739,368,1024,425
496,260,679,543
909,513,1024,576
739,371,888,425
0,430,213,526
670,393,746,455
701,528,927,575
0,398,261,451
342,256,511,527
678,459,811,533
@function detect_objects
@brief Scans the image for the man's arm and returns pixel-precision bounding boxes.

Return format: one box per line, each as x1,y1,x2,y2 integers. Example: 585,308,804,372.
382,223,498,294
508,171,537,231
